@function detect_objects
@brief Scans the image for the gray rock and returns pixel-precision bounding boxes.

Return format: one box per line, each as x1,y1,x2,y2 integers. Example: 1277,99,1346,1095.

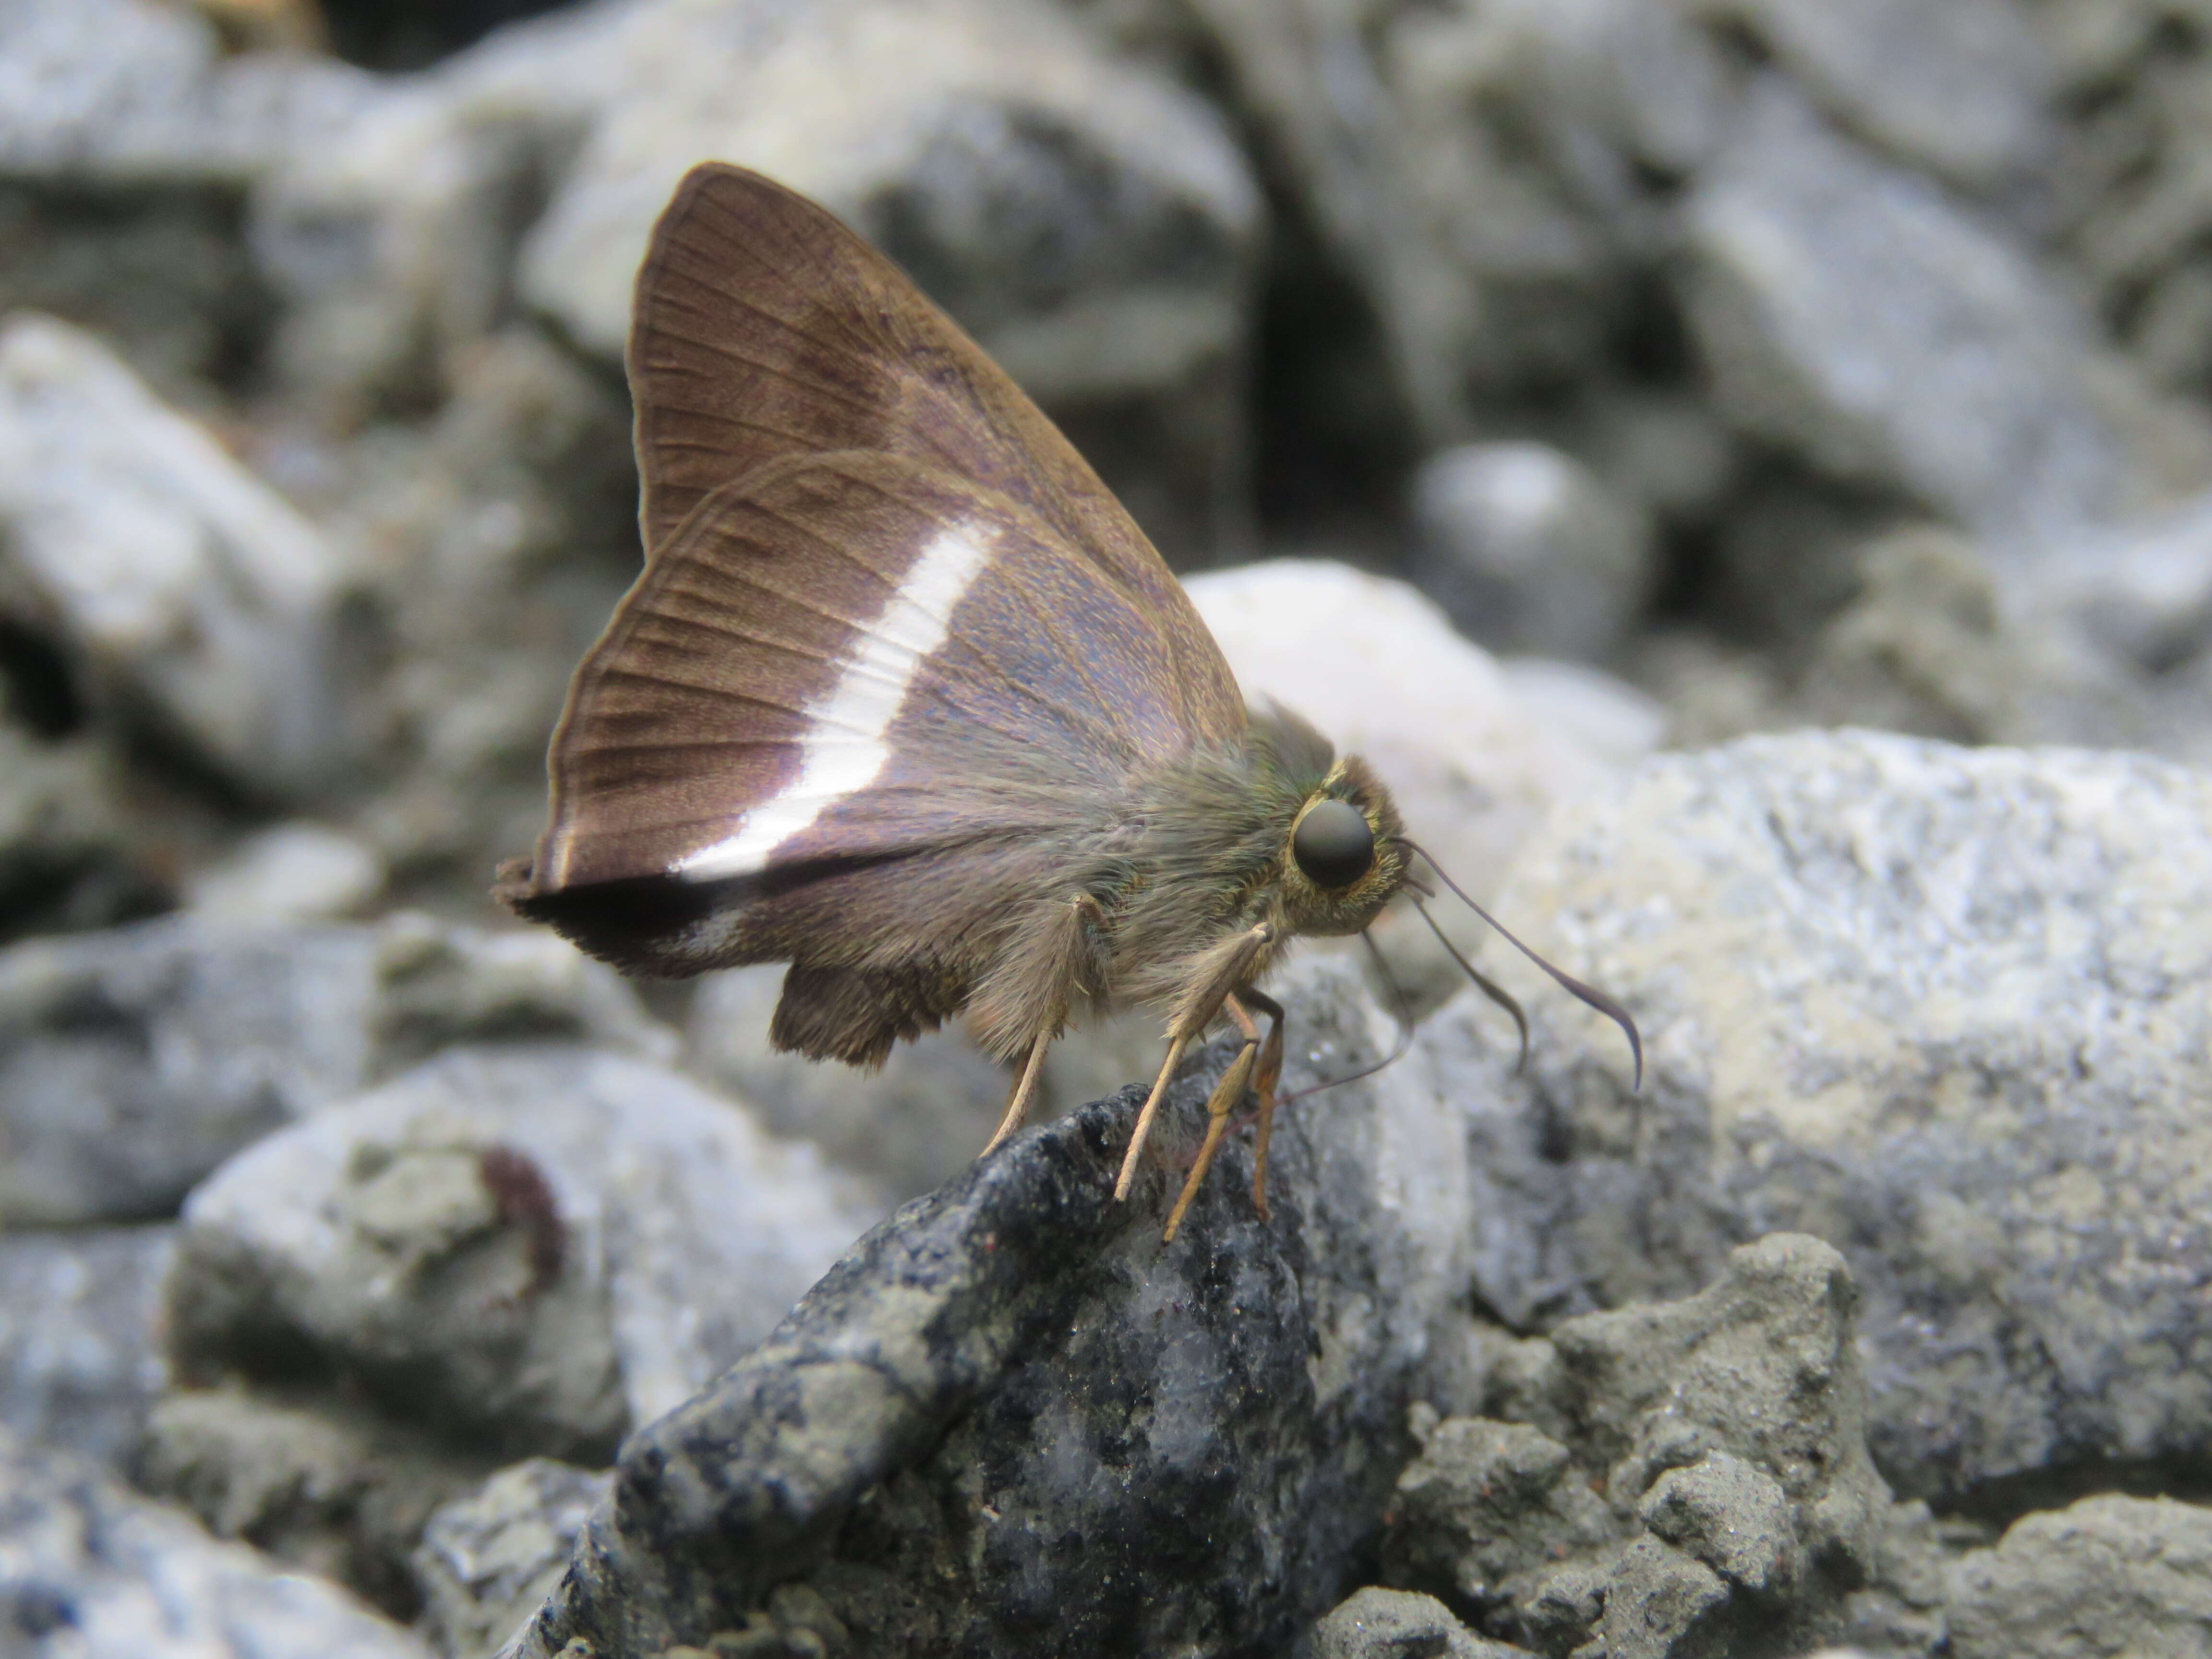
0,1225,170,1466
168,1044,875,1459
1794,524,2021,743
1682,83,2138,548
415,1459,612,1659
0,717,165,944
1945,1494,2212,1659
141,1384,493,1622
1710,0,2053,191
254,0,1261,560
0,314,375,798
1310,1586,1528,1659
1385,1237,1924,1659
686,963,1017,1208
498,951,1488,1658
0,1424,431,1659
1408,442,1656,663
1187,0,1731,436
0,912,669,1226
183,823,386,923
0,0,374,185
1483,731,2212,1500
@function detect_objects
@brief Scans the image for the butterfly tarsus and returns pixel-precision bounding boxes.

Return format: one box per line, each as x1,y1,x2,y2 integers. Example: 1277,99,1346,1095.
984,1030,1052,1155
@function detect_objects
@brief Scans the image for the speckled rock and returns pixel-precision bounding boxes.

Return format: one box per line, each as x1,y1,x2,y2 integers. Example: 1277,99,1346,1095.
1480,730,2212,1502
0,1225,171,1466
1383,1237,1935,1659
0,912,670,1226
499,951,1490,1659
1945,1494,2212,1659
415,1460,612,1659
0,1424,432,1659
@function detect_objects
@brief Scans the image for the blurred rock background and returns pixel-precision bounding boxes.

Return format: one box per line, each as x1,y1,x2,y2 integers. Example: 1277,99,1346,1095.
6,0,2212,1655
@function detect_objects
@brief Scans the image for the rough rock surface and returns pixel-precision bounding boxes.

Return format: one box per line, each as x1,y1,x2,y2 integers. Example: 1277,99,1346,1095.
415,1459,612,1659
0,1225,171,1466
0,1424,432,1659
1483,730,2212,1502
1945,1494,2212,1659
1311,1587,1528,1659
1382,1237,1939,1659
500,953,1484,1659
167,1044,874,1460
0,911,671,1226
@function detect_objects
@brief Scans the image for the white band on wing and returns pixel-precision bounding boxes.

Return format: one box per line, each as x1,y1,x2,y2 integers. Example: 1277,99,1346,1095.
673,522,993,881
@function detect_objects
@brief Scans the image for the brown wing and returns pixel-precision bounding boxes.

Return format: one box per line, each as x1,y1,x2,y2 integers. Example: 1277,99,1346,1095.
626,161,1242,742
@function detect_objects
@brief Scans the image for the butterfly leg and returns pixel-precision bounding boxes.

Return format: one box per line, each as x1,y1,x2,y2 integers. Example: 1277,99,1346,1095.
983,1030,1053,1156
1113,924,1274,1203
1238,987,1286,1219
1162,1018,1262,1242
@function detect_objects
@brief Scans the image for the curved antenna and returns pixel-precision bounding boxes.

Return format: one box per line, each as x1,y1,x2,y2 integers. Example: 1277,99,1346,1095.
1413,898,1529,1071
1275,930,1419,1106
1404,840,1643,1092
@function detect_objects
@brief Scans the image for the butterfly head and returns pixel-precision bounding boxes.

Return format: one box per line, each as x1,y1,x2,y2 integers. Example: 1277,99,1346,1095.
1275,754,1407,938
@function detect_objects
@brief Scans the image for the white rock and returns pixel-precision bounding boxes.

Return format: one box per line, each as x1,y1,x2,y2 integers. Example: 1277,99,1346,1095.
172,1046,878,1451
0,315,371,798
0,0,374,184
185,823,386,923
0,1426,430,1659
1185,559,1656,903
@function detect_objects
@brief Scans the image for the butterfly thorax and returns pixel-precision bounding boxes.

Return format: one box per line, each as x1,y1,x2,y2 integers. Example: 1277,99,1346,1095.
962,703,1407,1063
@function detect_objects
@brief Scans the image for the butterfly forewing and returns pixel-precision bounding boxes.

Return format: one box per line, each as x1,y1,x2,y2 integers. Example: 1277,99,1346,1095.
627,163,1241,743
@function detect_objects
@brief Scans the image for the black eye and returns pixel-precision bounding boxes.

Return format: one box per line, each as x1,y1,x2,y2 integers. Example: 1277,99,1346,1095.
1293,798,1375,890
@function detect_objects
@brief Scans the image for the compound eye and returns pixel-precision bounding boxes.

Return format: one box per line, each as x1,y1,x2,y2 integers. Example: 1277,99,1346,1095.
1293,798,1375,890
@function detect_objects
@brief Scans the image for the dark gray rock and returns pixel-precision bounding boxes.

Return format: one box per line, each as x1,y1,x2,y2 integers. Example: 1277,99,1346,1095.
1311,1587,1529,1659
1383,1237,1937,1659
1482,731,2212,1503
0,1225,170,1466
498,952,1487,1658
0,717,166,945
1945,1494,2212,1659
0,1423,432,1659
415,1459,613,1659
0,912,671,1226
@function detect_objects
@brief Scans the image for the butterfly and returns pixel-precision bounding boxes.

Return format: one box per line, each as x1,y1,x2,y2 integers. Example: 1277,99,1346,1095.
498,163,1637,1240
